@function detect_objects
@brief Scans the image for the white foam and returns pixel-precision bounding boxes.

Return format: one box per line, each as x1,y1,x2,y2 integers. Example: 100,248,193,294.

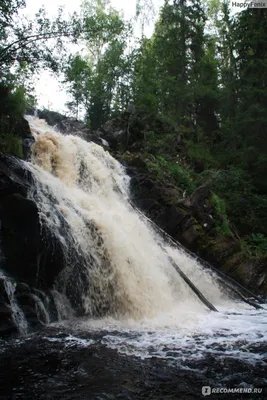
56,305,267,366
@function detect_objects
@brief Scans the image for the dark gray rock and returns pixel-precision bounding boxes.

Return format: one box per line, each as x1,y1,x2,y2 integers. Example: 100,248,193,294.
0,154,65,290
34,110,104,145
37,109,66,126
56,118,103,145
0,278,18,337
13,118,32,139
0,278,10,304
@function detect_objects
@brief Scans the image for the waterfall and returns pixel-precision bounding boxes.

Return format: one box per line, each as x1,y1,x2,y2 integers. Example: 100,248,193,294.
0,270,28,335
24,116,230,324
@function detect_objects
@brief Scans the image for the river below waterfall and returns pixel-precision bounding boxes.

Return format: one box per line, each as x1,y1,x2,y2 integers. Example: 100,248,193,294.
1,306,267,399
0,116,267,398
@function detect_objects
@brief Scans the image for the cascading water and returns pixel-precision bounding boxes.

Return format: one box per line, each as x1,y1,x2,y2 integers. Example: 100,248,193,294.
0,270,28,335
25,115,230,323
0,116,266,399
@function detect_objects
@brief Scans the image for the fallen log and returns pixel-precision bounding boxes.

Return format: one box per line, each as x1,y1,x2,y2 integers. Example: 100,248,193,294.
126,200,218,312
165,252,218,312
127,199,263,311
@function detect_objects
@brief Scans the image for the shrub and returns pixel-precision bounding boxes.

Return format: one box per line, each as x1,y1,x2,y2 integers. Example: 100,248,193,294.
245,233,267,257
211,193,232,237
0,132,23,158
167,163,196,194
186,139,217,169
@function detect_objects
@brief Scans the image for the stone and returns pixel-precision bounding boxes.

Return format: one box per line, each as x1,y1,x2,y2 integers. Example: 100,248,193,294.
37,111,104,146
37,109,66,127
13,118,32,139
0,278,10,305
0,154,65,290
0,278,19,337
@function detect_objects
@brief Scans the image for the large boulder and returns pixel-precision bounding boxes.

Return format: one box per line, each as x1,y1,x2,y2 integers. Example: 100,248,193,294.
37,109,66,127
55,118,103,145
33,109,105,146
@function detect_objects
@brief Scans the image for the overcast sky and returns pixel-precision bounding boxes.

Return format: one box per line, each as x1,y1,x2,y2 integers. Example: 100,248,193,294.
24,0,164,114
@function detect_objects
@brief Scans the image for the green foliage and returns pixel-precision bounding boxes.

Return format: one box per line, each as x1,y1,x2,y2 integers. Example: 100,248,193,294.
0,0,86,75
211,193,232,238
0,1,25,41
244,234,267,257
60,1,267,256
0,132,22,158
145,152,196,195
0,73,30,159
0,83,27,119
186,139,217,169
167,163,196,194
63,1,132,127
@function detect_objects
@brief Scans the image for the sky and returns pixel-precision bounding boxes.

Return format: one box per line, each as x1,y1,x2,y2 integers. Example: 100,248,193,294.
23,0,164,114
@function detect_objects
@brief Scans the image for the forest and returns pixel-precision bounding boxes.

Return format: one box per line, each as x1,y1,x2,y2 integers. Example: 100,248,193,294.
1,0,267,258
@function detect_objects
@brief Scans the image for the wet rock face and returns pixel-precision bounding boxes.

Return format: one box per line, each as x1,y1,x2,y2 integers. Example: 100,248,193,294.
13,118,35,161
0,154,69,337
0,279,18,337
1,193,40,284
35,109,104,146
0,152,111,337
101,118,127,150
129,169,207,250
13,118,32,139
55,118,103,144
0,154,65,289
37,109,66,127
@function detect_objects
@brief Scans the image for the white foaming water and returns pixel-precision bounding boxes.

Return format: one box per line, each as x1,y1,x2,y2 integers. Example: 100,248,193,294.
24,116,267,365
53,305,267,368
51,290,74,321
106,305,267,366
0,270,28,335
26,115,230,322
